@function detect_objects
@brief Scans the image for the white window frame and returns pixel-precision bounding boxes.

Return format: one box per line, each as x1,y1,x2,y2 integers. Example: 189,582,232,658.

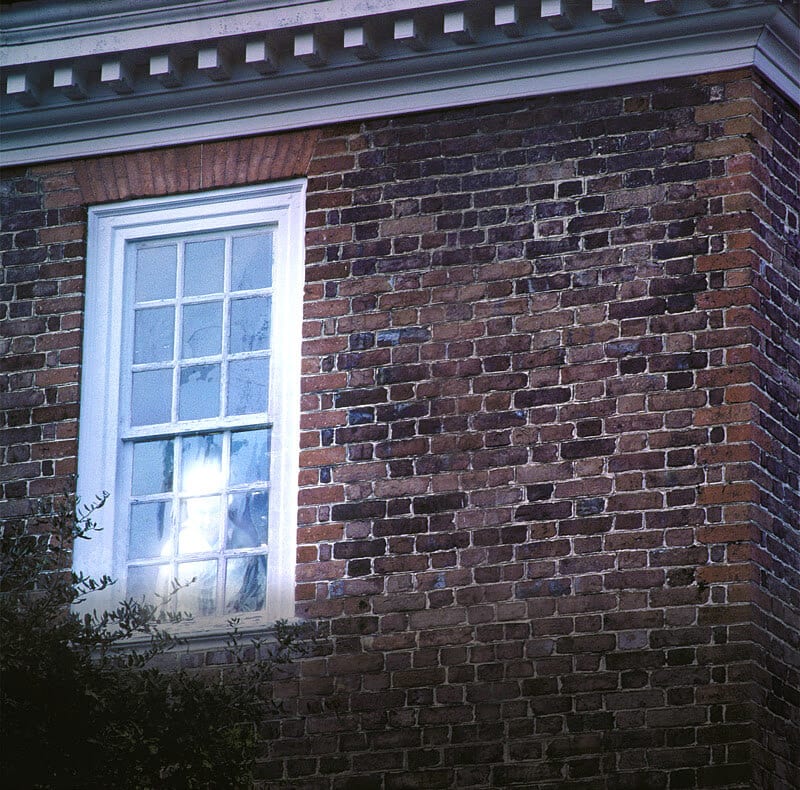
75,181,305,632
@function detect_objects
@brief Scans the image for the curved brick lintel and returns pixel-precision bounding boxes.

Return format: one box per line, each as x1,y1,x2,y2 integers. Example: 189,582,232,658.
61,129,322,205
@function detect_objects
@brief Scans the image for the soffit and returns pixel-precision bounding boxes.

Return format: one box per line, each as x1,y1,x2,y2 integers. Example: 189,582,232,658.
1,0,798,167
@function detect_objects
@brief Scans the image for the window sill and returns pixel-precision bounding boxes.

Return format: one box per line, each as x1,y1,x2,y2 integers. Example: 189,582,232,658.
110,613,302,654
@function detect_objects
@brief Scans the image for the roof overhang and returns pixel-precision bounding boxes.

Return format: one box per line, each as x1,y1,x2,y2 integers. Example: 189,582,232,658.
1,0,798,167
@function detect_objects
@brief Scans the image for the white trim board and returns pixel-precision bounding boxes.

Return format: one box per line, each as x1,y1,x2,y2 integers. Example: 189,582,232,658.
1,0,797,166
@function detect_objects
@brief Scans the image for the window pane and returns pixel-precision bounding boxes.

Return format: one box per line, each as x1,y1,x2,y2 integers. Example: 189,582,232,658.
230,427,271,485
179,364,220,420
128,501,172,560
134,306,174,363
226,491,268,549
131,368,172,426
232,233,272,291
135,245,176,302
127,564,170,605
230,296,271,353
177,560,217,616
131,439,174,495
183,239,224,296
181,301,222,359
179,496,222,554
227,357,269,416
180,433,223,494
225,556,266,613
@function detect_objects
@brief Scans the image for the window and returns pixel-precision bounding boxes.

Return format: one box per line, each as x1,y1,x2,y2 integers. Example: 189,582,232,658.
75,182,305,629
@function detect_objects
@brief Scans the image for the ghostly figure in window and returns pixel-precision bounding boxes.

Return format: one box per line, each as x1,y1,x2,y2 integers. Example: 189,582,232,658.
158,436,224,617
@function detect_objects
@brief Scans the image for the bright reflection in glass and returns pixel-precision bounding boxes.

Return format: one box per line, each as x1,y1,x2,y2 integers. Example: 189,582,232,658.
126,224,276,619
230,428,271,485
180,434,222,493
131,439,173,496
134,306,174,363
131,369,172,426
128,501,171,560
229,296,271,353
179,496,221,553
175,434,223,555
232,233,272,291
177,560,217,616
184,239,224,296
181,301,222,359
226,491,268,549
135,245,176,302
225,556,266,613
227,357,269,416
179,363,220,420
128,564,169,606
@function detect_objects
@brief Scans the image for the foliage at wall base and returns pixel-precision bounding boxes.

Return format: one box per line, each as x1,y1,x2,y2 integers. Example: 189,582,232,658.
0,494,304,790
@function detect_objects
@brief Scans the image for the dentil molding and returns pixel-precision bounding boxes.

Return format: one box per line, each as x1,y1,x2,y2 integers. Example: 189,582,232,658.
1,0,798,167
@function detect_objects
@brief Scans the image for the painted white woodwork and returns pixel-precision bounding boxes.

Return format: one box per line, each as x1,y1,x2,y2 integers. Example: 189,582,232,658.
343,25,378,59
76,182,306,631
53,66,87,100
150,53,183,88
100,59,134,94
494,3,522,37
593,0,625,23
6,71,39,106
540,0,574,29
197,46,231,80
245,39,279,73
443,10,476,44
294,31,326,67
1,0,797,166
394,17,427,50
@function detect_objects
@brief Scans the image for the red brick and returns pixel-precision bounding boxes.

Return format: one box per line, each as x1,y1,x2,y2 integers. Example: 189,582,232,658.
4,68,797,790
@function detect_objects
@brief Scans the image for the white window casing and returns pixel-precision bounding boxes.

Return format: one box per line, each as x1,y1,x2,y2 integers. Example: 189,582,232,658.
75,181,306,634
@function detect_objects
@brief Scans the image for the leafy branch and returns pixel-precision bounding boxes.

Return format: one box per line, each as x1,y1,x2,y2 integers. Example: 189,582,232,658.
0,492,308,789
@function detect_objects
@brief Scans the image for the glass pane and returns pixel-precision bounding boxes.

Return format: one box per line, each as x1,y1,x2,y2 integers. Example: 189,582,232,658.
131,368,172,426
134,306,174,363
180,433,223,494
177,560,217,616
226,491,269,549
229,296,271,353
131,439,174,495
178,364,220,420
181,301,222,359
230,428,271,485
232,233,272,291
178,496,221,554
128,501,172,560
227,357,269,416
135,245,176,302
127,564,171,605
225,556,266,613
184,239,224,296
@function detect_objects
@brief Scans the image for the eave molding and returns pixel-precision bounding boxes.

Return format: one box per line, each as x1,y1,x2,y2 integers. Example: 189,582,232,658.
1,0,798,168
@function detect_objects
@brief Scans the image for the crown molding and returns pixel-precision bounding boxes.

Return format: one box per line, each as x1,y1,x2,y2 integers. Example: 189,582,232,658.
1,0,797,167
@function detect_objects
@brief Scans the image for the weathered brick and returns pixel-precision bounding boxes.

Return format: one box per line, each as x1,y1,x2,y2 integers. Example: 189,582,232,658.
4,68,797,790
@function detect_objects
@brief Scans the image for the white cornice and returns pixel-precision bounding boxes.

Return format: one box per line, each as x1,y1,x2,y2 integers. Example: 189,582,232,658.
1,0,797,167
0,1,466,65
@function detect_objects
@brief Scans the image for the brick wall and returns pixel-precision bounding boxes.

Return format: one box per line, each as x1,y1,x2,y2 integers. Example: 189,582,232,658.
740,77,800,787
1,68,798,789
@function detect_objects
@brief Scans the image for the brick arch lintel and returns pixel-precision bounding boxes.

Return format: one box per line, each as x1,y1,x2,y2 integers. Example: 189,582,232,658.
70,129,322,206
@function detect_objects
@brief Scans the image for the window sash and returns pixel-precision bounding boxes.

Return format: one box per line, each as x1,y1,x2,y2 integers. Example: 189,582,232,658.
75,182,305,629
